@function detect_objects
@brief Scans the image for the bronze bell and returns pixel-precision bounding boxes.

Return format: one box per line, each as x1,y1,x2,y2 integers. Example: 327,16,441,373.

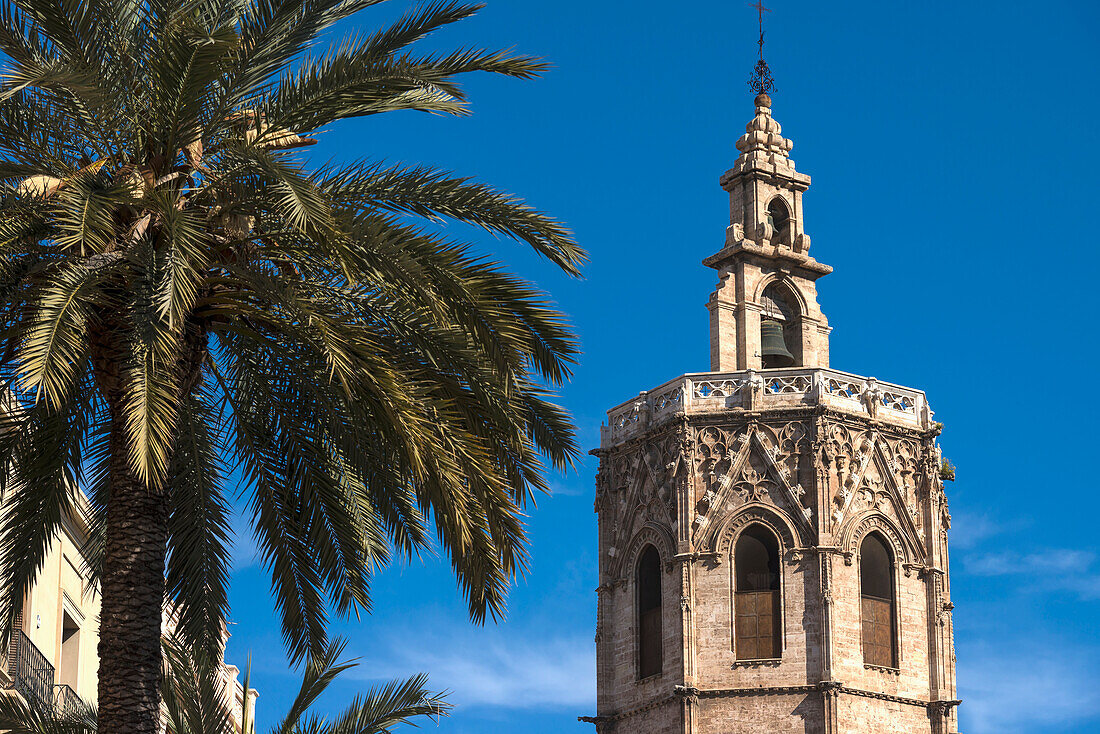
760,319,795,368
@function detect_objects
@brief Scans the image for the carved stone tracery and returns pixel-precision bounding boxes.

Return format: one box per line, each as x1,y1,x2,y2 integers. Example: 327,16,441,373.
603,429,685,581
690,421,814,553
841,512,917,568
713,505,799,559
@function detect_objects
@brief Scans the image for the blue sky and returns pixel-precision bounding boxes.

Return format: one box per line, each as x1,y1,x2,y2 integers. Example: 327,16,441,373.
222,2,1100,732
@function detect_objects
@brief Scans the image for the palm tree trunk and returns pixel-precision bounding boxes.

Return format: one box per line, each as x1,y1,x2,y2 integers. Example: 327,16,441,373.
96,419,169,734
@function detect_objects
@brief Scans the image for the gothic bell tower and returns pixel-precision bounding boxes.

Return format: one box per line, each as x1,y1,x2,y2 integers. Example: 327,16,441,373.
584,13,960,734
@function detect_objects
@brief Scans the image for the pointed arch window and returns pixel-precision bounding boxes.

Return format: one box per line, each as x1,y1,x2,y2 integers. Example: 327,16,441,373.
860,533,897,668
637,545,663,678
734,526,781,660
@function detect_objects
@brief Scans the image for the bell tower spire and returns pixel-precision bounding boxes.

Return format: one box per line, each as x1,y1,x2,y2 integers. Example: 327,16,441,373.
704,21,832,372
748,0,776,97
587,9,960,734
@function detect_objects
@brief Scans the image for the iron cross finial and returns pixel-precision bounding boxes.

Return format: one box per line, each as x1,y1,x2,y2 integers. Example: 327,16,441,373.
747,1,776,96
751,0,771,59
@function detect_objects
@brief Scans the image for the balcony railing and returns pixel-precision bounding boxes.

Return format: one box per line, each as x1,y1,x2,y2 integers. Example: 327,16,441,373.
55,683,86,718
601,367,932,447
8,629,54,713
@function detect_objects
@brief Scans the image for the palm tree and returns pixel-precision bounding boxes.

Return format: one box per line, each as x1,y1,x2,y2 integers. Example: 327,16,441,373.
0,636,450,734
0,1,584,732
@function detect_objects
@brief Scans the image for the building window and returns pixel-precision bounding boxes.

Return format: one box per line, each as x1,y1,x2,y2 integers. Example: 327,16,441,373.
637,545,662,678
59,611,80,690
734,525,781,660
860,533,897,668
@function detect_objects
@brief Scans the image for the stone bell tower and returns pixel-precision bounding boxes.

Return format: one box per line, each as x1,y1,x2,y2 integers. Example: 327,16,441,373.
583,19,960,734
705,89,832,373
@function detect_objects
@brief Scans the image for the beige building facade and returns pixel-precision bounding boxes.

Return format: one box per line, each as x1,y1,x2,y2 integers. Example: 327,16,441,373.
585,91,959,734
0,490,257,732
1,494,100,716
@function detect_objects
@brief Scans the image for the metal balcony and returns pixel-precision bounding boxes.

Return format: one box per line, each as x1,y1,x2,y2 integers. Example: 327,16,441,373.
7,629,54,713
53,683,83,718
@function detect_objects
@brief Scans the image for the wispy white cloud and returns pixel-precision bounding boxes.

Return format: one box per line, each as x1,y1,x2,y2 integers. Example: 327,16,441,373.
544,479,589,497
948,509,1025,550
964,548,1100,600
352,626,594,711
959,642,1100,734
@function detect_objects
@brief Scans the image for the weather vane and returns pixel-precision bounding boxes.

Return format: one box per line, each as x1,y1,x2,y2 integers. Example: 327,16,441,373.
747,1,776,96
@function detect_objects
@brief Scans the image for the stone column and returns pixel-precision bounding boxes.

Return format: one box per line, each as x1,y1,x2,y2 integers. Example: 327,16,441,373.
740,302,763,370
820,681,841,734
707,271,739,371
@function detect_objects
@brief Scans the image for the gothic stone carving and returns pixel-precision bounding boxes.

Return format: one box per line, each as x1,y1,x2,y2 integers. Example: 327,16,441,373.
603,429,684,581
691,421,813,553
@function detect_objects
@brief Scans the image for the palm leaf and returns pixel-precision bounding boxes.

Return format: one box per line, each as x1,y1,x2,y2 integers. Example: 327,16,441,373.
0,380,93,646
164,383,233,661
0,0,583,716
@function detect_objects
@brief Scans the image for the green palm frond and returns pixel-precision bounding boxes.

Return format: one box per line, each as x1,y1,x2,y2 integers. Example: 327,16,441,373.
151,193,210,329
164,384,232,660
321,674,449,734
120,249,183,486
0,0,584,721
161,635,237,734
353,1,482,62
324,162,584,276
271,638,451,734
0,686,96,733
273,638,356,734
0,380,94,645
16,258,109,407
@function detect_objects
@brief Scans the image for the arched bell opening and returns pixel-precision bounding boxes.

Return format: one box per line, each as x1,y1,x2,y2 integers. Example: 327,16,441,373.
766,197,792,245
760,281,802,368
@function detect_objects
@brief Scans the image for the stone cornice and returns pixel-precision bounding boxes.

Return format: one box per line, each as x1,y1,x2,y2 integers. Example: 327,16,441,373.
581,693,676,723
596,405,932,462
600,368,933,450
703,238,832,276
581,683,963,724
60,486,93,547
699,684,816,698
719,163,811,191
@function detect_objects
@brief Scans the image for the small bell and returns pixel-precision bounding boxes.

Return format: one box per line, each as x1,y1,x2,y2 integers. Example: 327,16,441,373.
760,319,795,368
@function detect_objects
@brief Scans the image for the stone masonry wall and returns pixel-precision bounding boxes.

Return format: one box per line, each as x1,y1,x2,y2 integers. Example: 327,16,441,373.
596,549,683,719
837,694,931,734
692,556,820,690
697,694,823,734
830,559,931,700
591,407,957,734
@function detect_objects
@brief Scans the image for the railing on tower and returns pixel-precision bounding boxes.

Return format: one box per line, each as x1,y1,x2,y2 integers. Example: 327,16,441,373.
7,629,55,713
602,367,933,447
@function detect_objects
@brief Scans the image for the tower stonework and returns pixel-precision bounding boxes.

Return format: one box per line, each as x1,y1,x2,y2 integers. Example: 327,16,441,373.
585,94,960,734
706,92,831,373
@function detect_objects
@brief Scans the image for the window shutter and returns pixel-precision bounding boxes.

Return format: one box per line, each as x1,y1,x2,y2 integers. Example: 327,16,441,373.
733,526,782,661
639,607,662,678
861,595,895,667
735,590,780,659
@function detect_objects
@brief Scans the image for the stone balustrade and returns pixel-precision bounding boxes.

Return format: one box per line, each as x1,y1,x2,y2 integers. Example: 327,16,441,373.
601,368,931,448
